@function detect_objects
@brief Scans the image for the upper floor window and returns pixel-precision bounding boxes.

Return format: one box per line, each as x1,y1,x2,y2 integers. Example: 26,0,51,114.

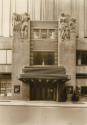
33,52,55,65
41,29,47,39
48,29,56,39
32,29,56,40
0,50,12,64
33,29,40,39
76,51,87,65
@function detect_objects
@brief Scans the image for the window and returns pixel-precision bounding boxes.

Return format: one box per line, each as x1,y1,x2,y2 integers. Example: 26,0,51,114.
0,79,12,96
76,51,87,65
41,29,47,39
48,29,56,39
7,50,12,64
33,52,55,65
0,50,12,64
81,86,87,96
33,29,40,39
32,29,57,40
0,50,6,64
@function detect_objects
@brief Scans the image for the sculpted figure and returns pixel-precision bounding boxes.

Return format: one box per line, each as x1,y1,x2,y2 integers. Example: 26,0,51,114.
59,13,76,41
12,13,30,38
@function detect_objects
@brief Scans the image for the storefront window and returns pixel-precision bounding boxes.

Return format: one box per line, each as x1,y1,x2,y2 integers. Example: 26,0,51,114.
81,86,87,96
0,79,12,96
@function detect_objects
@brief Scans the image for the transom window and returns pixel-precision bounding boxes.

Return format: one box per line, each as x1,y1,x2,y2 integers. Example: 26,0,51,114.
32,29,56,39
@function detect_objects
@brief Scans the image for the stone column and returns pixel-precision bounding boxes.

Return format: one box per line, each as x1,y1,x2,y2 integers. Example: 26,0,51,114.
58,13,77,89
12,13,30,99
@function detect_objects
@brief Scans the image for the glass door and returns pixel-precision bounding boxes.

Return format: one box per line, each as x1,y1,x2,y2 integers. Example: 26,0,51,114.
30,81,57,101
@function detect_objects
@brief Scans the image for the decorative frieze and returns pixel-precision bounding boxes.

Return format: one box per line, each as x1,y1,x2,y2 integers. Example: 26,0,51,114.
12,13,30,38
59,13,77,41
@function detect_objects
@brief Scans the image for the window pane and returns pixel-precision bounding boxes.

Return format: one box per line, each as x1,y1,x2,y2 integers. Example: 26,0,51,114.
0,50,6,64
81,86,87,96
76,51,87,65
41,29,47,39
7,50,12,64
48,29,56,39
0,79,12,96
33,29,40,39
33,52,55,65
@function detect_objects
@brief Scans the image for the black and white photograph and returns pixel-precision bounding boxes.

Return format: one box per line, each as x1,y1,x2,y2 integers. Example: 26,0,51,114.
0,0,87,125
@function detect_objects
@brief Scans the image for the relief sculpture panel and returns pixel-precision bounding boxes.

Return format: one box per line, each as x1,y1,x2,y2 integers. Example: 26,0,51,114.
59,13,77,41
12,13,30,38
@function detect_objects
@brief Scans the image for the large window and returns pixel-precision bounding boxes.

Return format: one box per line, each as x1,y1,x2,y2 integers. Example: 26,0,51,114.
33,52,55,65
0,50,12,64
0,79,12,97
76,51,87,65
81,86,87,96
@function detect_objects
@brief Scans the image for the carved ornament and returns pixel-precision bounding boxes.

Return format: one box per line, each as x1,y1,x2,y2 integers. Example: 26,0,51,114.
12,13,30,38
59,13,77,41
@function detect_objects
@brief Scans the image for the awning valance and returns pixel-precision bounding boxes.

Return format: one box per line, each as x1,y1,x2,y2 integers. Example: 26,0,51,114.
19,66,70,81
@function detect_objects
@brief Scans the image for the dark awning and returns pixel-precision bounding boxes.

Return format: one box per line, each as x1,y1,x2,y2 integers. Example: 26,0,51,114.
19,66,70,81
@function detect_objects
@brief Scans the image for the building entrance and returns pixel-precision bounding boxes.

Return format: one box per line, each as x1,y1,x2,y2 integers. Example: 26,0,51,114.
30,80,57,101
19,66,69,101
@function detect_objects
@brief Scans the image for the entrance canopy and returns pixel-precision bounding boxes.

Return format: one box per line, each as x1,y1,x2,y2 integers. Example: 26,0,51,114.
19,66,70,81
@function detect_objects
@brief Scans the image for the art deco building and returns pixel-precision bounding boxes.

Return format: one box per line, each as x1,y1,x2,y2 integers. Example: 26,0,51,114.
0,0,87,101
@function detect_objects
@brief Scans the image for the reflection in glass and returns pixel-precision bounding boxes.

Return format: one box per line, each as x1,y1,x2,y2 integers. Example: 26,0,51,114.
33,52,55,65
0,50,6,64
48,29,56,39
33,29,40,39
41,29,47,39
0,81,12,97
7,50,12,64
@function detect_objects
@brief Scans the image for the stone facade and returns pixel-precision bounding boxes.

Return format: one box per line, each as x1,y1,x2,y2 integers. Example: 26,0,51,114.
11,13,77,100
58,13,77,88
12,13,31,99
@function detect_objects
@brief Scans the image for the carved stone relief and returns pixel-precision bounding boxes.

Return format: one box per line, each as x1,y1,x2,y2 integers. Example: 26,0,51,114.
59,13,77,41
12,13,30,38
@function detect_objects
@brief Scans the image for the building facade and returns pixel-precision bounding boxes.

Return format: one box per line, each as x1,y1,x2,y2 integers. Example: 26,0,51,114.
0,0,87,101
0,13,85,101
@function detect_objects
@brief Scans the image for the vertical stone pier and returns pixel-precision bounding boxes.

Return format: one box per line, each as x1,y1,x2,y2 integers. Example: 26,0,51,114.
58,13,77,88
12,13,30,99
